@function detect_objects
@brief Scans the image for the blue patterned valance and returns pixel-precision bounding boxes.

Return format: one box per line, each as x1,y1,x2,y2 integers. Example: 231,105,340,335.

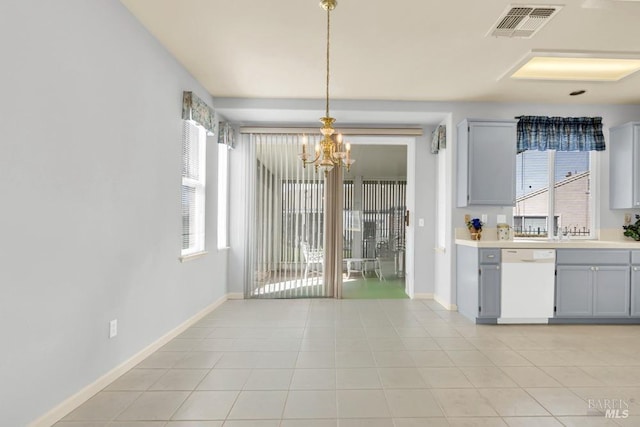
517,116,605,152
182,91,216,135
218,121,236,149
430,125,446,154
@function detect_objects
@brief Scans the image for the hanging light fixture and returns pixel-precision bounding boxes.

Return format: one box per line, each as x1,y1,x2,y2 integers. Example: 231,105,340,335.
299,0,354,175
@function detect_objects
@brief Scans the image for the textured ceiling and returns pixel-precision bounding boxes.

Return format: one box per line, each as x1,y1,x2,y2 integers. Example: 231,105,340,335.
120,0,640,105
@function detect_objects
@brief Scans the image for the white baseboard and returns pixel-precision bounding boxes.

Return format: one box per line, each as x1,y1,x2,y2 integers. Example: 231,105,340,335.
434,295,458,311
412,293,434,299
29,293,231,427
226,292,244,300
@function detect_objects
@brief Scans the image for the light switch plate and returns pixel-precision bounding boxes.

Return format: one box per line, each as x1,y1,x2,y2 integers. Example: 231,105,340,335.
109,319,118,338
418,218,425,227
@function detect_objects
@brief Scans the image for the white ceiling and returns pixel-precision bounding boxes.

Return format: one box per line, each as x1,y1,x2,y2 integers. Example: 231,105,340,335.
120,0,640,105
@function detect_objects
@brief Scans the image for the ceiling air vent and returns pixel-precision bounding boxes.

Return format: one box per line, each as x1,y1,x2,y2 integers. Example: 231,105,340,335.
488,5,562,38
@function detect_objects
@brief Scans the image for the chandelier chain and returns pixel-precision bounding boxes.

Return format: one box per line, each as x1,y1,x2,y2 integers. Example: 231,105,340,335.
299,0,352,175
325,5,331,118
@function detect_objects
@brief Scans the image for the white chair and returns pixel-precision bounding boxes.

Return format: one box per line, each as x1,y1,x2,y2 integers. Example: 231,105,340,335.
375,245,396,281
375,256,396,281
301,242,323,280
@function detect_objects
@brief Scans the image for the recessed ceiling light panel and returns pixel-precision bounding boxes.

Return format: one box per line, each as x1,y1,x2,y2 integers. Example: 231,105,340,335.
507,51,640,81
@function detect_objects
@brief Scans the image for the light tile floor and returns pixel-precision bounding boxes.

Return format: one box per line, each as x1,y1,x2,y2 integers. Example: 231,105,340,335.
55,299,640,426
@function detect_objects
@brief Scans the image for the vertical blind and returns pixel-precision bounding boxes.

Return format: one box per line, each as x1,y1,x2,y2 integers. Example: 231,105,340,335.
361,180,406,258
248,134,328,298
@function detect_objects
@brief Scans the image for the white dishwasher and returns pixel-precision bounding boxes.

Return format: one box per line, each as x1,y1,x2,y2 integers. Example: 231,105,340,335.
499,249,555,324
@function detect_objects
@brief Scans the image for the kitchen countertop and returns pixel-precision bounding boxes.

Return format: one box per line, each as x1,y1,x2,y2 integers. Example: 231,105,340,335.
454,228,640,249
455,238,640,249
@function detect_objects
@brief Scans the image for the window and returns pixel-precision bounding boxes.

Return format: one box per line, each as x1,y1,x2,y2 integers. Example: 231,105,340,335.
181,121,207,256
514,150,592,238
217,143,229,249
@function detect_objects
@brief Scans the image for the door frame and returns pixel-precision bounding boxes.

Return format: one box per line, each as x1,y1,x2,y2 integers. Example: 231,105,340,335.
346,136,416,298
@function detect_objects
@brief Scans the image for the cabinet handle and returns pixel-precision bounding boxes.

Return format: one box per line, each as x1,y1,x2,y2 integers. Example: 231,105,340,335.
635,267,639,271
487,255,495,258
496,266,500,270
590,266,595,271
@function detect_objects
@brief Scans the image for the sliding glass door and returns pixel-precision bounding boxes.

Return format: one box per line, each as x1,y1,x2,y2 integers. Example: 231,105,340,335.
245,134,408,298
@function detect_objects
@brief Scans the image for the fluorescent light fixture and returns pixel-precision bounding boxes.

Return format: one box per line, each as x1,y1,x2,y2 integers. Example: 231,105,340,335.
508,50,640,81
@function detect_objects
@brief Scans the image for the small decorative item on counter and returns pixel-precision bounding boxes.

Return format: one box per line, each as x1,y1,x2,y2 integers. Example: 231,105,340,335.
466,215,484,240
497,223,512,241
623,214,640,241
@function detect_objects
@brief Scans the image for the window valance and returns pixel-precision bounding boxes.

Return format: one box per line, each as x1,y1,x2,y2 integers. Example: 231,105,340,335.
430,125,446,154
182,91,216,135
218,121,237,149
517,116,605,152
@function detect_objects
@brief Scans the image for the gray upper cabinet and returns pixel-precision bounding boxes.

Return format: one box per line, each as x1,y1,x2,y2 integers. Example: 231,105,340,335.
609,122,640,209
457,119,517,207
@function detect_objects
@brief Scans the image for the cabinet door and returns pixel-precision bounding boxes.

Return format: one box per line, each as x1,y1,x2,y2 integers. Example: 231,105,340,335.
610,123,640,209
633,125,640,207
556,266,592,317
467,122,516,206
479,264,500,318
631,267,640,317
593,266,630,317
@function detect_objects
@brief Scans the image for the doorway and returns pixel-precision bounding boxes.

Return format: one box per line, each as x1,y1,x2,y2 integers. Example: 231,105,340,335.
341,144,409,299
244,133,416,299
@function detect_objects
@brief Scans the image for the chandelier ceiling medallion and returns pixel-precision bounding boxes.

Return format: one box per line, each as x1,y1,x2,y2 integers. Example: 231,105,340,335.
299,0,354,175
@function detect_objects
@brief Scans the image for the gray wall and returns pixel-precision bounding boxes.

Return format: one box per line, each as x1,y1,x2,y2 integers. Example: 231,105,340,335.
0,1,227,425
218,99,640,306
412,127,437,296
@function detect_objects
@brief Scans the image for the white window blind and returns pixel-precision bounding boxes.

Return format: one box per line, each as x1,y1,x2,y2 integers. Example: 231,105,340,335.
182,121,207,255
217,144,229,249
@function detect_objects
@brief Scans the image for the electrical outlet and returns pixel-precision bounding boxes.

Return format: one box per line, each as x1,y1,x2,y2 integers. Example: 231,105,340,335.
418,218,425,227
481,214,488,224
109,319,118,338
625,213,632,225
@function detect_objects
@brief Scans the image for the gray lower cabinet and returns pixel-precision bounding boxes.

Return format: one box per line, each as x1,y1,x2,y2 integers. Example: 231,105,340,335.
632,266,640,317
556,266,593,317
556,250,631,318
479,264,501,318
456,245,500,322
593,266,630,317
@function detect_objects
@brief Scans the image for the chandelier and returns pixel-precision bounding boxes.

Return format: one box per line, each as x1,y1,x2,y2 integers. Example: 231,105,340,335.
299,0,354,175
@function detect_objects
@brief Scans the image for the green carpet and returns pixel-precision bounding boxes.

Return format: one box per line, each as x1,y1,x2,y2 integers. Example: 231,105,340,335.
342,275,408,299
